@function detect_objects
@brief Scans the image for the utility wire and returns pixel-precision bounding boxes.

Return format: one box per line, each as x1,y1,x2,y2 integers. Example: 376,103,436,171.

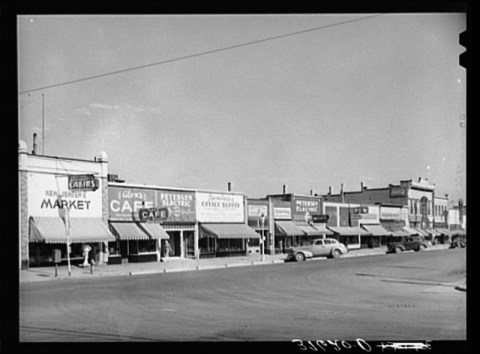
18,14,381,95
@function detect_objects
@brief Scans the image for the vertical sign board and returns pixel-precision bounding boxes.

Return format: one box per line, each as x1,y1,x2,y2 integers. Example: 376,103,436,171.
28,173,103,218
109,186,196,222
196,192,245,223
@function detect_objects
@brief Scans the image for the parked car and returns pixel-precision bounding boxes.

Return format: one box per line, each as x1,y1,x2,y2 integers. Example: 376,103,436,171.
450,235,466,248
285,238,349,262
387,236,429,253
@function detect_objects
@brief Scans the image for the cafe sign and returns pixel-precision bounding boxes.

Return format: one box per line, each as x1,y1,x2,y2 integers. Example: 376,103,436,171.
138,207,169,223
68,174,99,192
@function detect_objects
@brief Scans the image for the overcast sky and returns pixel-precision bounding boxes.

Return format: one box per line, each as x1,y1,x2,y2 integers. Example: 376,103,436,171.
17,14,466,202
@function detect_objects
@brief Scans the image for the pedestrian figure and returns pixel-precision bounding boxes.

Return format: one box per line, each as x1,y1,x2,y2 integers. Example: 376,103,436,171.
163,240,172,262
279,240,283,254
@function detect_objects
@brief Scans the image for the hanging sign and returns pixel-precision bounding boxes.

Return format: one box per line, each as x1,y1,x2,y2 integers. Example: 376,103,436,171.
138,207,169,223
68,174,99,192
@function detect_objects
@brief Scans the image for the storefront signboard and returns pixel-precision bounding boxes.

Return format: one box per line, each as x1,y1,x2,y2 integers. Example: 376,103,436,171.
274,207,292,220
247,202,269,228
292,197,321,223
196,192,244,223
28,173,103,218
156,190,196,222
109,186,196,222
138,207,169,222
380,206,402,220
68,174,99,192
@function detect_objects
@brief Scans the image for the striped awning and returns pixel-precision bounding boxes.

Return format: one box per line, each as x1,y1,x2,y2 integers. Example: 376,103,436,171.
426,229,441,236
361,224,393,236
30,217,116,243
312,224,333,235
139,223,170,240
295,223,325,236
275,221,305,237
200,223,260,239
403,227,420,236
109,222,151,240
414,228,429,237
327,227,372,236
436,228,454,236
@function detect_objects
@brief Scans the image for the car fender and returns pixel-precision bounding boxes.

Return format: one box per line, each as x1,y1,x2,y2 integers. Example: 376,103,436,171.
296,250,313,258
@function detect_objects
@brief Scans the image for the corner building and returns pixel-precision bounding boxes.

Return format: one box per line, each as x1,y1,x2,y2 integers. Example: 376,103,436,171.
18,141,115,269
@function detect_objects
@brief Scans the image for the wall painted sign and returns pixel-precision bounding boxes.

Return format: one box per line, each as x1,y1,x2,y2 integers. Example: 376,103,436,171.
390,186,408,198
109,186,196,222
196,192,244,223
28,172,103,218
292,197,321,223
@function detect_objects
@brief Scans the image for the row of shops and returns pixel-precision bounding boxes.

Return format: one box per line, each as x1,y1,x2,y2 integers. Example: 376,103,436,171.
18,142,466,269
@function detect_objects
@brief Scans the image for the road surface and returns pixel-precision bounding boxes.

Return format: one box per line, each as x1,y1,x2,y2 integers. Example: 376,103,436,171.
20,248,466,342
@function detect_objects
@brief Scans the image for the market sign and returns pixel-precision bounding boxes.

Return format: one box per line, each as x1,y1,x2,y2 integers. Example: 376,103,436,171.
29,173,103,218
138,207,169,223
68,174,99,192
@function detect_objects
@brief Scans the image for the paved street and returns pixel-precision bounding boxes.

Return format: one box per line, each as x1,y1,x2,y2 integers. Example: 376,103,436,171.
20,248,466,342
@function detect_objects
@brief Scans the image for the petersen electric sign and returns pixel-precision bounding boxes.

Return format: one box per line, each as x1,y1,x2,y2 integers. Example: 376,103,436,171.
68,174,99,191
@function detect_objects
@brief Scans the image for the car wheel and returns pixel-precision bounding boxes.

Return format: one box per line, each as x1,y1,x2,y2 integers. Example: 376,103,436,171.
294,252,306,262
331,249,341,258
395,246,403,253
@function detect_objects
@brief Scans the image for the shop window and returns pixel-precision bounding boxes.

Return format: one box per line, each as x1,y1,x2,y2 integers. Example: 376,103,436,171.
129,240,156,254
218,239,243,252
199,237,216,255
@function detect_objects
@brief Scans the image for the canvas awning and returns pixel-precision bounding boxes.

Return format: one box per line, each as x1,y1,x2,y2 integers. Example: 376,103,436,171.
139,223,170,240
327,227,372,236
414,228,429,237
274,221,305,237
382,224,410,237
311,224,334,235
109,222,151,240
200,223,260,239
436,228,454,236
30,217,116,243
295,223,325,236
426,229,441,236
361,224,393,236
403,227,420,236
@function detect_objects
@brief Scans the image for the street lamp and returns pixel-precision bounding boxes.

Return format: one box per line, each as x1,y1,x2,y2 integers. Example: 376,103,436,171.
260,213,266,262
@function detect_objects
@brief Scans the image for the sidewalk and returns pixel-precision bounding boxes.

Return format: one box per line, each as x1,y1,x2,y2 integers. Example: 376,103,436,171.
19,243,451,283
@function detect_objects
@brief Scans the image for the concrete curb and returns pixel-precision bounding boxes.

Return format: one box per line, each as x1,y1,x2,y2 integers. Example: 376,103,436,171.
21,246,455,282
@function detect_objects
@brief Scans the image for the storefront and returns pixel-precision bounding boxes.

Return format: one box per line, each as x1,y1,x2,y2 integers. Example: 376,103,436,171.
247,199,269,256
379,204,409,245
327,227,371,250
108,183,196,262
199,223,260,257
109,221,169,263
19,142,113,268
271,201,304,253
29,216,116,267
197,191,258,258
291,196,325,244
360,224,392,248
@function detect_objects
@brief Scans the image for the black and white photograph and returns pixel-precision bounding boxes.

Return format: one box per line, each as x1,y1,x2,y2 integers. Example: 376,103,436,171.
9,3,469,352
